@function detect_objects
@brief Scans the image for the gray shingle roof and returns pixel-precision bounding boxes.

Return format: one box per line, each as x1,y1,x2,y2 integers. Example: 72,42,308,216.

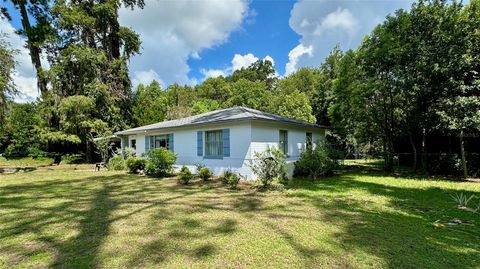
116,106,329,135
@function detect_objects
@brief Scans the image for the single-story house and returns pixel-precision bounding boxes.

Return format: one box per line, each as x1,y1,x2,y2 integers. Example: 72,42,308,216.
115,106,328,179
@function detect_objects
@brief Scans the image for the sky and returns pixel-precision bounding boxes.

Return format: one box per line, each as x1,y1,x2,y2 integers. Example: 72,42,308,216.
1,0,416,103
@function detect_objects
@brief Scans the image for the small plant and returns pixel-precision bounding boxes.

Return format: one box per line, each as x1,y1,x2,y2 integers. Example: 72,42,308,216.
249,146,286,188
108,154,125,170
178,166,193,184
144,148,177,177
451,192,476,208
221,170,240,189
198,167,213,181
222,170,234,185
126,157,146,174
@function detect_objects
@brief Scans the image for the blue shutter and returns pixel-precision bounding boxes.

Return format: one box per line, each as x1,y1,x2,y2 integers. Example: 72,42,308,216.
145,135,150,152
223,128,230,157
168,133,174,152
197,131,203,156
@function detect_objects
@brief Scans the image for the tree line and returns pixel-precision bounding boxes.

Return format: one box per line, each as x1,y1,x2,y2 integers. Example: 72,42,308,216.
0,0,479,177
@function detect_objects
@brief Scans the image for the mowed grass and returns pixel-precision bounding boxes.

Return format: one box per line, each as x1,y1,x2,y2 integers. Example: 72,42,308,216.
0,157,54,168
0,167,479,268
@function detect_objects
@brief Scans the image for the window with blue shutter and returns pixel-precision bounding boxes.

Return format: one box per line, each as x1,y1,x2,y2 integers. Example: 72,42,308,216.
145,135,150,152
223,128,230,157
167,133,174,152
197,131,203,156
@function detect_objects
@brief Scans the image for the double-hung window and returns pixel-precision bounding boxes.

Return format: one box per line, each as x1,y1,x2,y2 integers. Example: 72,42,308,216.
150,135,169,149
279,130,288,155
205,130,223,157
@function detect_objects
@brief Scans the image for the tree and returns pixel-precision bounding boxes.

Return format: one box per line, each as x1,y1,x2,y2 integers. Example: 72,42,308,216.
192,99,220,115
271,90,316,123
8,0,53,97
226,79,271,110
228,59,277,90
0,34,17,123
132,81,167,126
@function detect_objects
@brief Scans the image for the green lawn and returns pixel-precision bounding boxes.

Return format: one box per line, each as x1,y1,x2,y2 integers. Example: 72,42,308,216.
0,157,54,168
0,166,479,268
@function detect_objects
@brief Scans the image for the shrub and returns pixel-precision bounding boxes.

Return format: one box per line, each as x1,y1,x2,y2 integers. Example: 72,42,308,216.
249,146,286,188
294,140,342,179
108,154,125,170
126,157,146,174
222,170,234,185
27,147,48,158
221,170,240,188
178,166,193,184
198,167,213,181
61,154,85,164
227,173,240,189
144,148,176,177
124,147,136,158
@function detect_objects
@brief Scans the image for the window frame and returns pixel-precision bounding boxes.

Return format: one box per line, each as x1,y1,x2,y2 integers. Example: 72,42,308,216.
130,139,137,150
149,135,169,150
204,129,224,158
279,130,288,156
306,132,313,150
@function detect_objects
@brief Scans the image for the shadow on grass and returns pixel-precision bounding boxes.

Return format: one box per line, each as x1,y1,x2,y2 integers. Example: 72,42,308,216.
0,171,479,268
287,174,480,268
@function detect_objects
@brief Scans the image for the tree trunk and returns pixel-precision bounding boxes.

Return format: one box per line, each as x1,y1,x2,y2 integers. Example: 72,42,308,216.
421,128,427,174
18,1,48,98
460,130,467,178
408,131,417,172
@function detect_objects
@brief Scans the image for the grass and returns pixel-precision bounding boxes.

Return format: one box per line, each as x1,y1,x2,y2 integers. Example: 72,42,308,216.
0,166,479,268
0,156,54,168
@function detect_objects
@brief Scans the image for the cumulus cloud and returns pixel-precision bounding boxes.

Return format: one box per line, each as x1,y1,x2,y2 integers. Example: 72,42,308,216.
0,19,42,103
285,44,313,75
119,0,249,88
201,53,276,80
285,0,412,75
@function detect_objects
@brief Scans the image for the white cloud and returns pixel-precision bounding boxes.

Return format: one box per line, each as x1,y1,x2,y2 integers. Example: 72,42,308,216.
200,68,227,79
131,69,165,89
119,0,249,87
285,44,313,75
285,0,412,75
232,53,259,71
201,53,276,80
314,8,358,36
0,19,41,103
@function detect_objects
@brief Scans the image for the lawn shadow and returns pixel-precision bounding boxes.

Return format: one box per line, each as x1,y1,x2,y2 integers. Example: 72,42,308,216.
288,174,480,268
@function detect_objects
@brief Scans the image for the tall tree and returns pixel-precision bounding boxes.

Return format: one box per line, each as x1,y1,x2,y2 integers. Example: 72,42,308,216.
9,0,53,98
0,34,17,123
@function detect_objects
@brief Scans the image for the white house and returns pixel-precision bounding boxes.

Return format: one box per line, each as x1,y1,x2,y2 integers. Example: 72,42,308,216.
115,106,328,179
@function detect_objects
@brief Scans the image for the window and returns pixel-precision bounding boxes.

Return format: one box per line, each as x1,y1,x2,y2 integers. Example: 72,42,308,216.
130,139,136,149
279,130,288,155
306,132,312,150
149,135,169,150
205,130,223,157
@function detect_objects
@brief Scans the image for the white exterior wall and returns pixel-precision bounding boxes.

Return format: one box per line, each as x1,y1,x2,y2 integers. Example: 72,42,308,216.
125,120,325,180
250,121,325,178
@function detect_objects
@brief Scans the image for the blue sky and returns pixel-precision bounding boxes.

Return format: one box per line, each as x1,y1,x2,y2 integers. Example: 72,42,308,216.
1,0,418,102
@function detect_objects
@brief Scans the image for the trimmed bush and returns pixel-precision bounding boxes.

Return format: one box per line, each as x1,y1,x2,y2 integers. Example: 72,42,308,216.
126,157,146,174
144,148,176,177
198,167,213,181
178,166,193,184
108,154,125,170
294,140,342,179
249,146,286,188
